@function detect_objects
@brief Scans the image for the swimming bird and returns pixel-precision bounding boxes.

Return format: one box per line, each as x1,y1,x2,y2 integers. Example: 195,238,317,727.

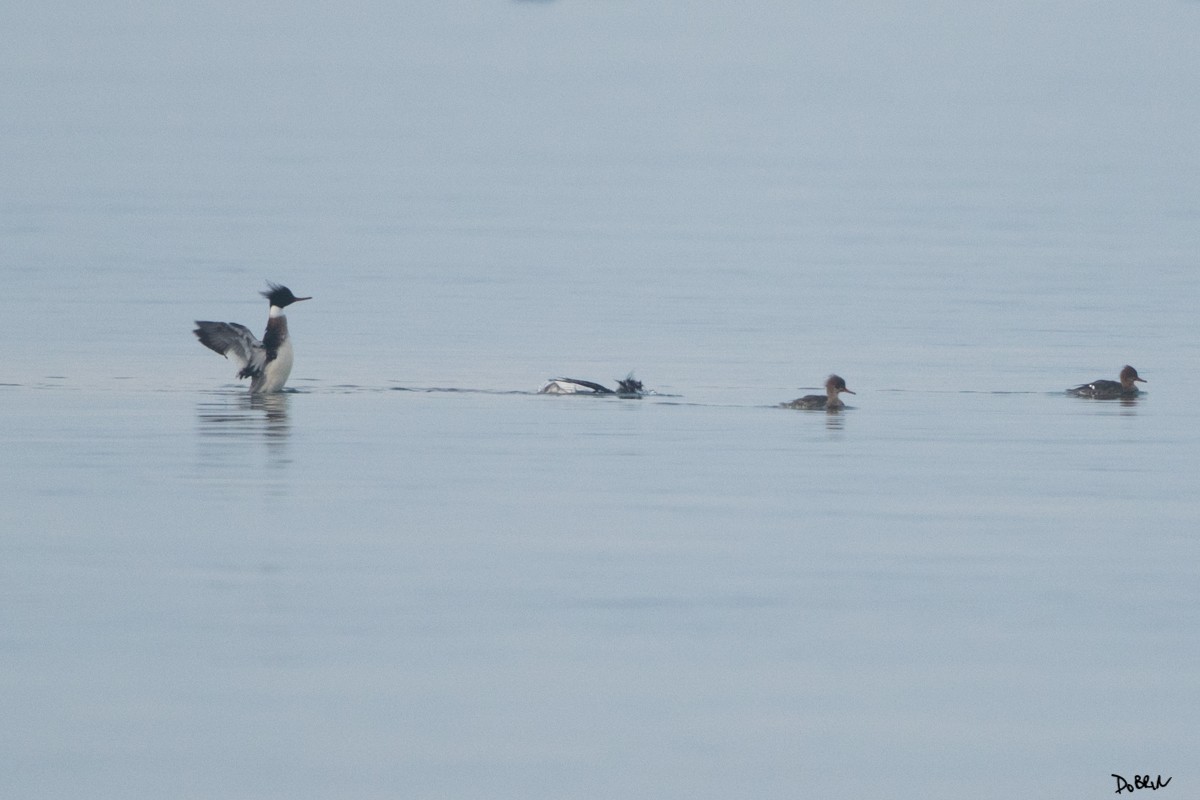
194,282,311,393
539,374,645,397
1067,365,1145,399
783,374,855,410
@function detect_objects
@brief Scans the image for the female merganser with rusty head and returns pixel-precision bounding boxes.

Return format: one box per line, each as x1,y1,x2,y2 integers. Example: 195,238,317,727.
1067,365,1145,399
194,282,311,393
783,374,855,410
539,374,645,397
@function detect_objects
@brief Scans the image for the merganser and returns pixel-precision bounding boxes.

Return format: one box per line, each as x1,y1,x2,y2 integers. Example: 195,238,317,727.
783,374,855,410
539,375,645,397
194,283,311,393
1067,365,1145,399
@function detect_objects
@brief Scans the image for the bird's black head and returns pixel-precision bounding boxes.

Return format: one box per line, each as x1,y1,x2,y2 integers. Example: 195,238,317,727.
615,375,644,396
261,282,312,308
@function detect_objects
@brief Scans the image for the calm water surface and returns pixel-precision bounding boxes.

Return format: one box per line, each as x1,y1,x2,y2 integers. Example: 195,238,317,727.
3,2,1199,798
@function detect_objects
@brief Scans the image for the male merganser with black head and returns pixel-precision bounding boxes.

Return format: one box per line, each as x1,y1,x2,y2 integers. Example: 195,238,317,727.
783,374,855,410
539,374,645,397
1067,365,1145,399
194,282,311,393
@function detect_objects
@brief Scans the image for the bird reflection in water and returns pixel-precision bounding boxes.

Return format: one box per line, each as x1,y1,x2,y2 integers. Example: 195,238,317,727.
196,393,293,483
824,411,846,432
197,392,291,439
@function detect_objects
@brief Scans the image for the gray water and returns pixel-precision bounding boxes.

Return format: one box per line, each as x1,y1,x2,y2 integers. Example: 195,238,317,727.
3,2,1199,798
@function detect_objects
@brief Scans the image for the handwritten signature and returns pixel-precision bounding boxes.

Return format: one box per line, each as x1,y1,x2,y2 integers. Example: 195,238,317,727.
1113,774,1172,794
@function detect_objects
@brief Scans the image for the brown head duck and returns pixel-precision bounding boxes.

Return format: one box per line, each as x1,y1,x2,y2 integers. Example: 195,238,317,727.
1067,365,1145,399
783,374,855,410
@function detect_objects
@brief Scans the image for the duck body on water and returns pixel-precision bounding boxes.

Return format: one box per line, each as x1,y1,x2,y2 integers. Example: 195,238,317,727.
194,283,311,394
783,375,855,410
1067,365,1145,399
539,375,646,397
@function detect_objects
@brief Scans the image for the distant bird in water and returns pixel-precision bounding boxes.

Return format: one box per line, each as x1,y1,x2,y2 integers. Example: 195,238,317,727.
194,282,311,393
1067,365,1145,399
783,375,855,410
539,374,646,397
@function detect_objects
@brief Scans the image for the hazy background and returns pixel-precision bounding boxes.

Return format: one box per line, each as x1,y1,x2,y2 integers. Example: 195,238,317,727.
2,2,1198,798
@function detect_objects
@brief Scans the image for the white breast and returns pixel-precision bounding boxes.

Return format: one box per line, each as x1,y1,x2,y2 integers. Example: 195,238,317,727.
254,338,294,393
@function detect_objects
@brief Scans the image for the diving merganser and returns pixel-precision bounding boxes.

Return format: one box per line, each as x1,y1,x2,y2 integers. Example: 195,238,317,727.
783,374,855,410
539,375,645,397
194,283,311,393
1067,365,1145,399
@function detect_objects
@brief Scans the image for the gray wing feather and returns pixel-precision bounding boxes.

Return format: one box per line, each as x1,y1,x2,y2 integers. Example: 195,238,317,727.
544,378,613,394
194,321,267,379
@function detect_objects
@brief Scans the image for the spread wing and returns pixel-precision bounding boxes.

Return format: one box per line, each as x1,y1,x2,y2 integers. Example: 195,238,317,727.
194,321,268,380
